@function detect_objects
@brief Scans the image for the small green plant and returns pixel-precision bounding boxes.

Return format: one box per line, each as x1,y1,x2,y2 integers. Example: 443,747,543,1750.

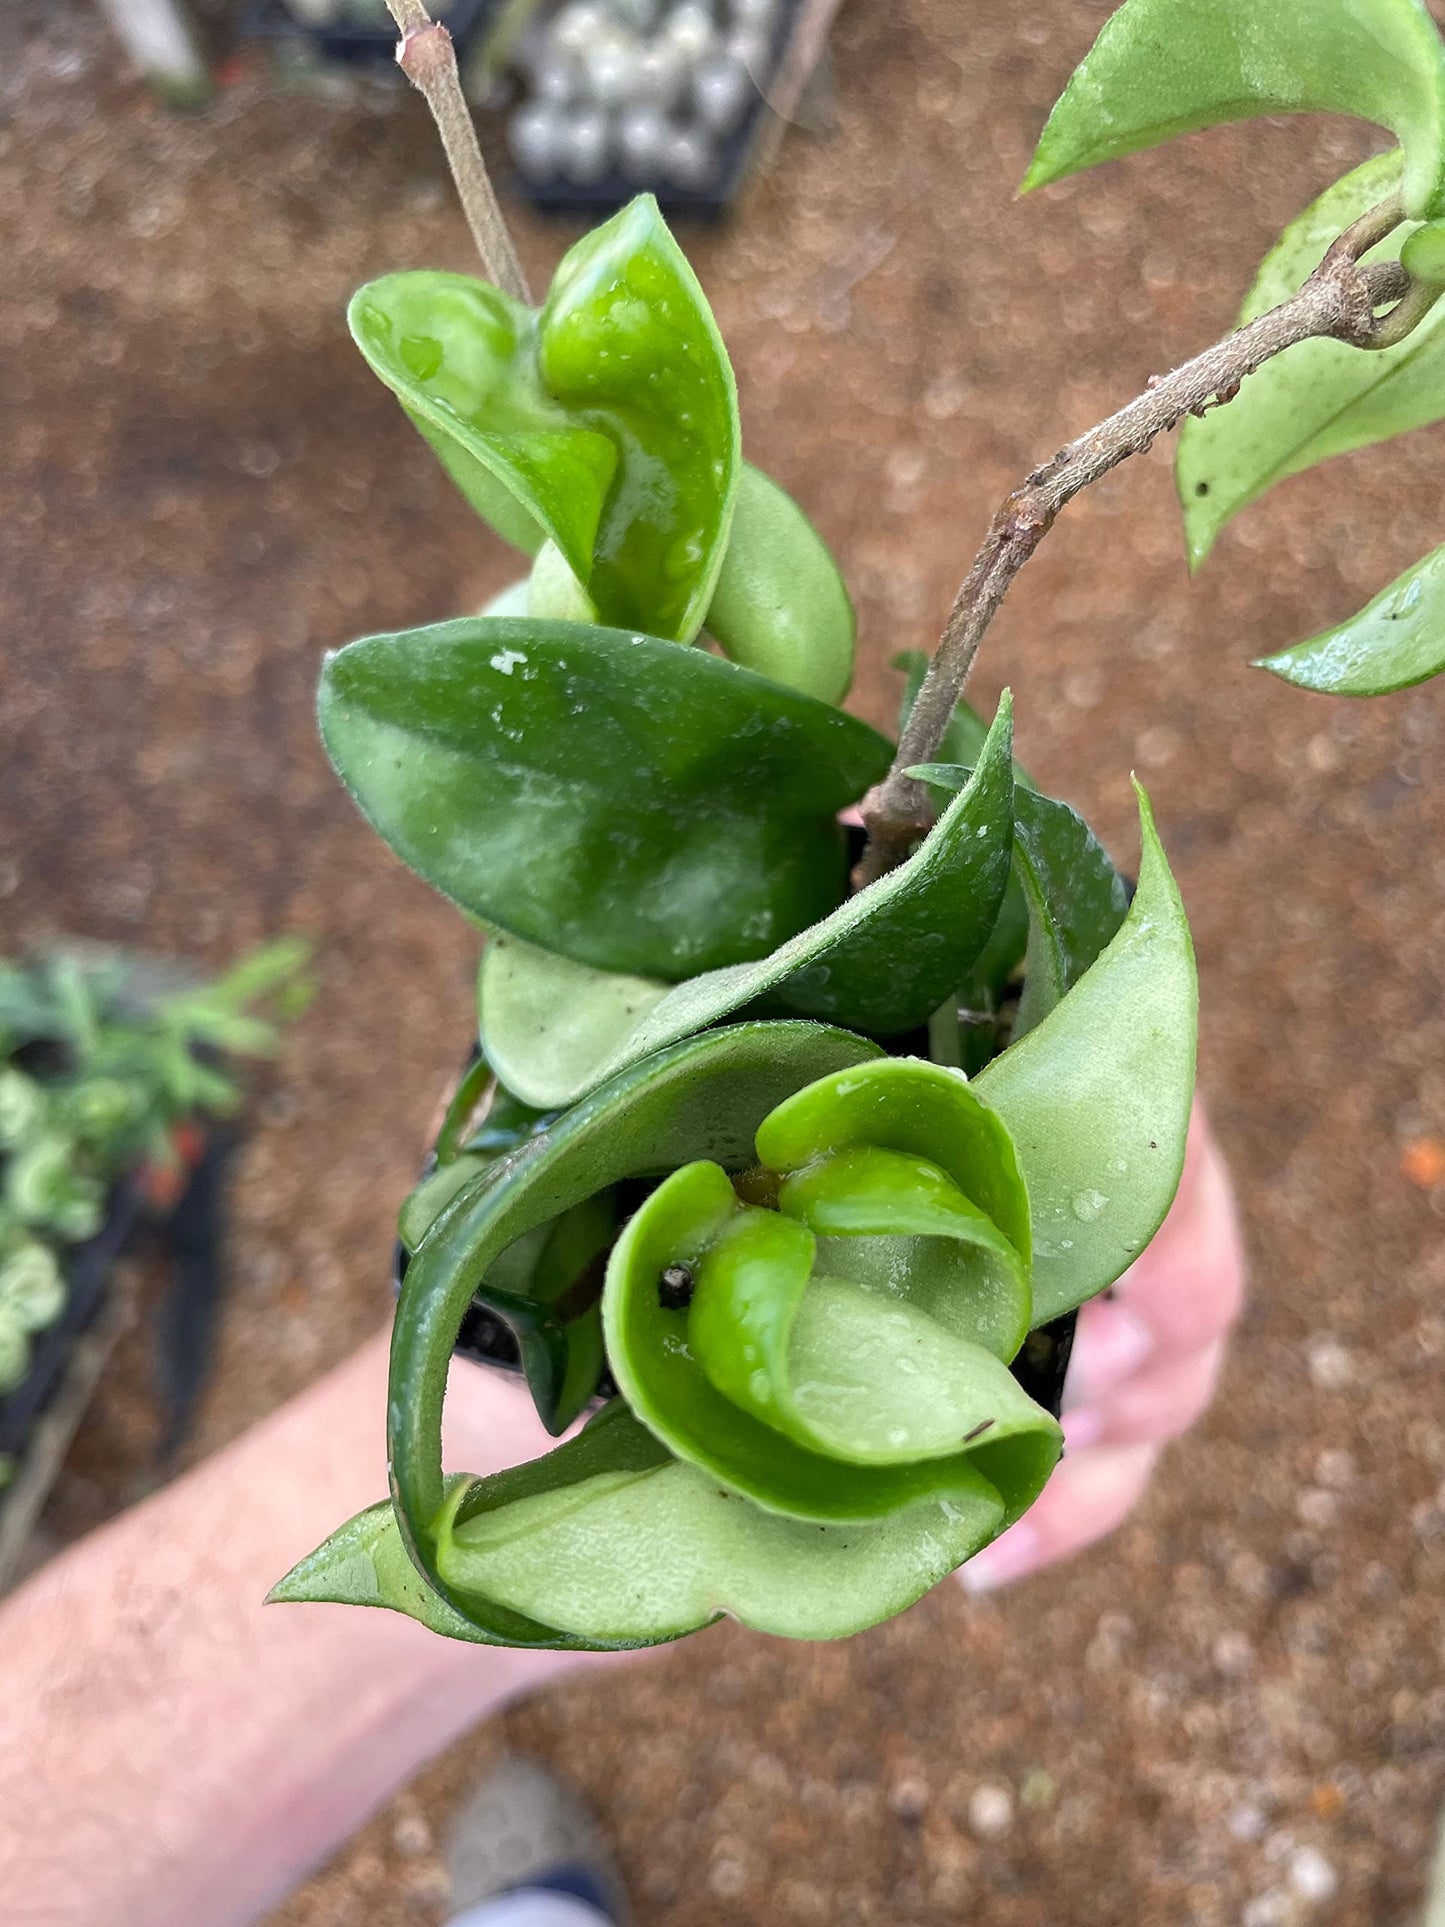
278,0,1445,1647
0,941,312,1403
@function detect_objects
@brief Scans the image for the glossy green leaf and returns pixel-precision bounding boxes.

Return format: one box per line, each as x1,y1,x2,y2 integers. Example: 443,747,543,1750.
1024,0,1445,219
399,1152,492,1253
475,699,1015,1109
270,1492,529,1644
349,270,612,571
756,1057,1031,1270
538,196,740,641
320,619,891,980
1013,789,1131,1036
1256,540,1445,693
350,198,740,643
1178,152,1445,566
778,1145,1027,1350
390,1022,883,1612
705,464,856,703
604,1158,1056,1522
431,1401,1005,1645
975,784,1196,1325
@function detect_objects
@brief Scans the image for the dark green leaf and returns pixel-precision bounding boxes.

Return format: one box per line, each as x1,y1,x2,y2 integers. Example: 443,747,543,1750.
1256,540,1445,693
975,784,1196,1324
477,698,1015,1107
1178,152,1445,566
1024,0,1445,219
1011,790,1131,1037
319,618,891,980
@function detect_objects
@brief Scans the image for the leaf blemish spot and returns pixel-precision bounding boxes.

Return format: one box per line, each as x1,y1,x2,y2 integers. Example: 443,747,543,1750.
658,1262,696,1310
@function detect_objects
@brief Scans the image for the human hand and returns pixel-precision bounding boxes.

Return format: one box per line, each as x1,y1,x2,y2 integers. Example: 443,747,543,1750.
960,1103,1245,1592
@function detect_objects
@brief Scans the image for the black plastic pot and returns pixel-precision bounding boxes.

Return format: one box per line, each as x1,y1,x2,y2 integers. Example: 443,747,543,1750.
243,0,497,73
0,1182,140,1463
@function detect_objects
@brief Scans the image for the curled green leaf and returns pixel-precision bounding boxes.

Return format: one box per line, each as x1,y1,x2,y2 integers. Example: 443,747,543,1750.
538,196,740,642
1025,0,1445,220
1177,152,1445,566
349,270,613,572
430,1402,1005,1645
1256,540,1445,694
350,196,739,644
389,1022,883,1621
603,1132,1053,1525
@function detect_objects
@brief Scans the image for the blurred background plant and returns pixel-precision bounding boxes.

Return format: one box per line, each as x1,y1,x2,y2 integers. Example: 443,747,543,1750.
0,936,313,1484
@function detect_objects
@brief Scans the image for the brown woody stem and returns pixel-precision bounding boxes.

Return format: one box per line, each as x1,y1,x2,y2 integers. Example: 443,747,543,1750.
382,0,532,303
856,192,1433,885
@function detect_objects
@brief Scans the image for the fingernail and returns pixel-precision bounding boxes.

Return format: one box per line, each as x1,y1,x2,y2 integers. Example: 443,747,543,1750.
959,1522,1040,1594
1062,1406,1103,1450
1070,1302,1153,1400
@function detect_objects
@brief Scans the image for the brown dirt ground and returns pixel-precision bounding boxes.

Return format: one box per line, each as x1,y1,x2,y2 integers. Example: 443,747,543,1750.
4,0,1445,1920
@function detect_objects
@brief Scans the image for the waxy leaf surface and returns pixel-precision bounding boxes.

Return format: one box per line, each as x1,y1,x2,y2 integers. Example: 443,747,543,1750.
1025,0,1445,219
319,619,891,980
916,769,1131,1040
604,1155,1055,1524
477,699,1015,1109
389,1023,882,1621
432,1402,1005,1645
706,464,856,702
275,1406,679,1651
975,785,1196,1324
1178,153,1445,566
538,196,740,641
1257,540,1445,693
351,198,739,643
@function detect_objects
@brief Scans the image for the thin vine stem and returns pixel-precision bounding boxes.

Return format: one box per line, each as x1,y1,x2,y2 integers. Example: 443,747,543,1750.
856,192,1434,885
381,0,532,303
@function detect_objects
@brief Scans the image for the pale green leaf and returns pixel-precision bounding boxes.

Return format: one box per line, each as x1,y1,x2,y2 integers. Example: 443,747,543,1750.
1178,152,1445,565
1025,0,1445,219
975,783,1196,1323
1256,539,1445,693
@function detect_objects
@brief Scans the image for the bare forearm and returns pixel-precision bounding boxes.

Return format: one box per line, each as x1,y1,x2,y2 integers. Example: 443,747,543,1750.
0,1331,602,1927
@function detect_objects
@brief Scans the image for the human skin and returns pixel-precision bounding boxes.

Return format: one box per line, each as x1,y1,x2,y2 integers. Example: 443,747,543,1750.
0,1108,1242,1927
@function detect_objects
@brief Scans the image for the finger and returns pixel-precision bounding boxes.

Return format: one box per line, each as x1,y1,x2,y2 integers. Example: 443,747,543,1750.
1062,1339,1227,1450
958,1442,1160,1593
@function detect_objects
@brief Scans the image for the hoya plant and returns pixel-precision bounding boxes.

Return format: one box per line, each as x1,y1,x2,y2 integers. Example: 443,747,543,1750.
277,0,1445,1648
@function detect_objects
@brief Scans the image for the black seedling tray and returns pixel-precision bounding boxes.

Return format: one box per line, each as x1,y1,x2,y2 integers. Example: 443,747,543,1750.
243,0,497,70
